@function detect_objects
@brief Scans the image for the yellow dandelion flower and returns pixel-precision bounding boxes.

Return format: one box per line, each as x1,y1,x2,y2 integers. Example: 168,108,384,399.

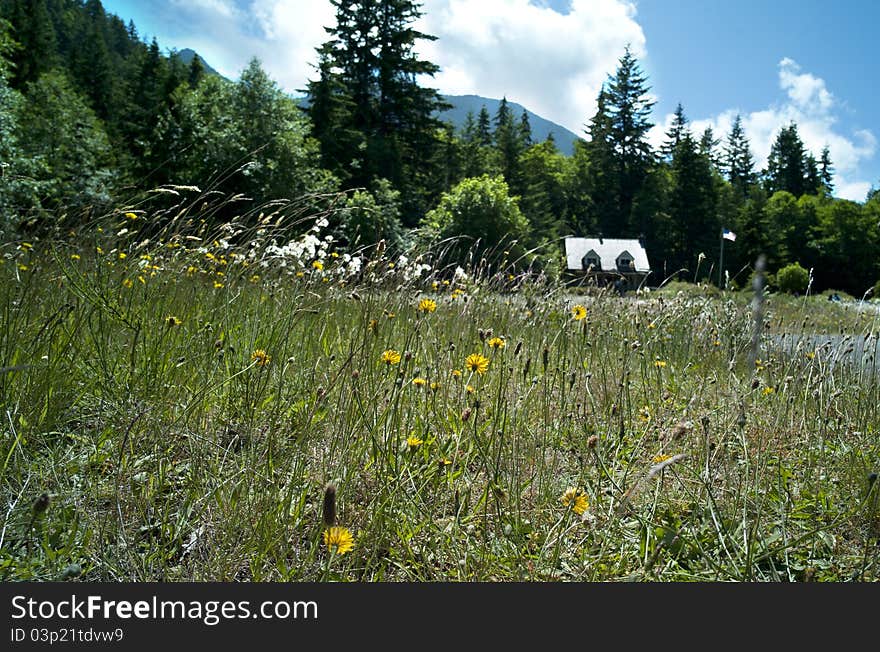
122,278,134,288
452,369,462,378
250,274,261,283
572,304,587,321
18,264,28,271
213,281,224,288
251,349,271,367
418,298,437,313
638,406,651,422
652,454,673,464
19,242,33,251
296,271,305,278
96,247,104,255
561,487,589,515
138,275,146,285
384,310,396,319
438,457,452,467
805,351,816,360
312,260,324,271
323,526,354,555
487,336,505,350
166,315,182,327
647,321,656,329
654,359,667,368
713,340,721,346
431,281,439,290
407,434,424,448
330,252,339,259
430,381,440,391
762,386,775,395
465,384,475,394
411,377,427,387
125,212,138,220
465,353,490,375
70,254,81,260
381,349,401,365
118,252,127,260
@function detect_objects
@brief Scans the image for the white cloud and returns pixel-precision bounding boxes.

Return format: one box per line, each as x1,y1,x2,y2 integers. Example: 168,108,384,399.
170,0,239,18
651,58,876,202
155,0,644,135
418,0,645,135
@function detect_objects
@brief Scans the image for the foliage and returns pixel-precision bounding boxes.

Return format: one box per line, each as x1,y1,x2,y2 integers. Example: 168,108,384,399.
776,262,810,294
1,220,878,581
422,174,530,265
338,178,405,251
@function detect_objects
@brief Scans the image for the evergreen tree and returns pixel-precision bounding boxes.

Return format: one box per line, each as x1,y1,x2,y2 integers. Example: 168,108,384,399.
582,49,655,237
819,145,834,194
3,0,56,88
305,41,363,182
519,109,532,147
661,103,687,160
805,152,820,195
476,104,492,145
16,69,115,219
187,53,204,88
309,0,449,223
518,139,566,247
699,126,722,170
667,130,718,275
582,85,615,236
765,122,808,196
604,46,655,235
493,95,524,191
724,114,755,200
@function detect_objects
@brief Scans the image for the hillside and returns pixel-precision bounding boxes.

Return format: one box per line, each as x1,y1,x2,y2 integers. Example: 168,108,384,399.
178,48,223,79
438,94,582,156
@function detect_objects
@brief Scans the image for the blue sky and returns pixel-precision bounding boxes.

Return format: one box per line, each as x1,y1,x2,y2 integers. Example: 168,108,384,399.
101,0,878,201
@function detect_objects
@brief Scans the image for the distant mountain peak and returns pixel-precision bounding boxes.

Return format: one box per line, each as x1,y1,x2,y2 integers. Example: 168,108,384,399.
438,94,582,156
177,48,222,79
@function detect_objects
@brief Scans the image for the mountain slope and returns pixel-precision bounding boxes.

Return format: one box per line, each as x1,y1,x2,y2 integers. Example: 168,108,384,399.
438,94,582,156
177,48,223,79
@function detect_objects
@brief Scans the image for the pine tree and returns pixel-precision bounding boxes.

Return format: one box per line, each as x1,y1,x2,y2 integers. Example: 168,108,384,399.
699,126,722,170
765,122,807,196
582,85,615,236
661,103,687,160
724,114,756,200
819,145,834,194
668,130,718,275
3,0,56,88
476,105,492,146
493,96,523,190
592,47,655,235
519,109,532,147
805,152,820,195
309,0,448,223
187,54,205,88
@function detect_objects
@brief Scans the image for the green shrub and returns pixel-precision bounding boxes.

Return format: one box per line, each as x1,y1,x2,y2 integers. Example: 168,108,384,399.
776,262,810,294
421,174,530,266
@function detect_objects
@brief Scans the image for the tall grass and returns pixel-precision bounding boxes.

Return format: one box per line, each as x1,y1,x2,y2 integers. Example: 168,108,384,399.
1,193,878,581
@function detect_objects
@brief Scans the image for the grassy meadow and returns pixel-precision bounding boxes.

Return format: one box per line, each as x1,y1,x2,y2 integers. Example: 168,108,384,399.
1,198,879,582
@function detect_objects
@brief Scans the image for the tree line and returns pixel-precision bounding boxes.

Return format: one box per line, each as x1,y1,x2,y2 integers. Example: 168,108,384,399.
1,0,878,295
